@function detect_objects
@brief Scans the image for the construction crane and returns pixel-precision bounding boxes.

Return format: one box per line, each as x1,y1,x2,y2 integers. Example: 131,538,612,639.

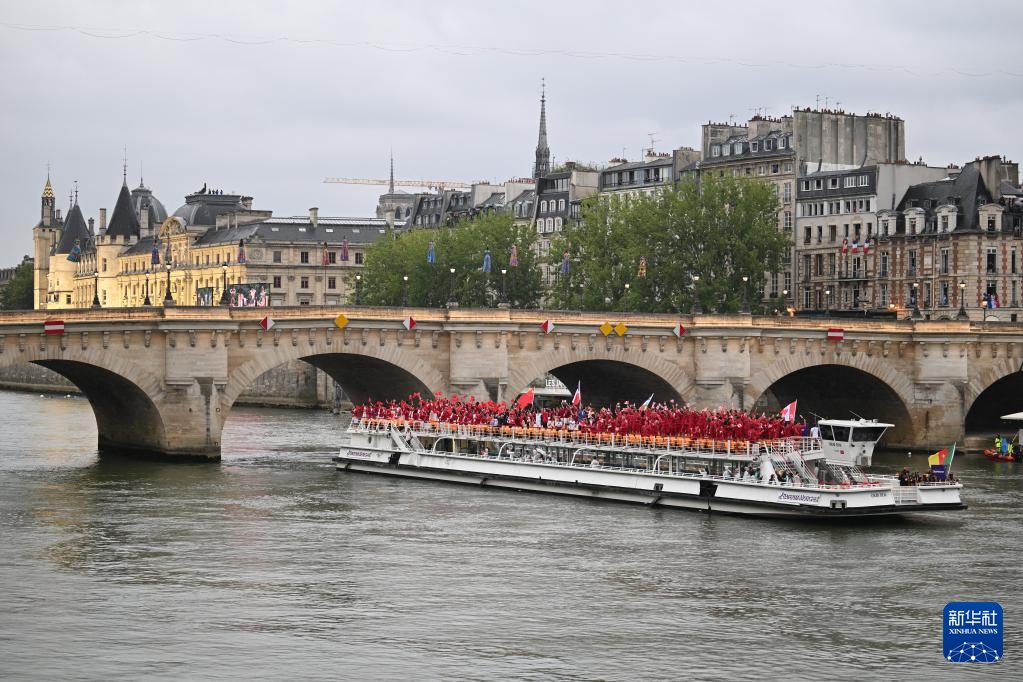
324,177,472,192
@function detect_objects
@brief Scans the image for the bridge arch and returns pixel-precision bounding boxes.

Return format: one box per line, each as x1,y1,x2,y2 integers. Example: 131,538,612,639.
749,355,916,444
964,357,1023,432
223,342,446,410
0,351,168,456
507,348,692,407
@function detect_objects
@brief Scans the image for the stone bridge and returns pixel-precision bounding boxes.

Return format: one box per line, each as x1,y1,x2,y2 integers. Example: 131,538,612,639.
1,306,1021,460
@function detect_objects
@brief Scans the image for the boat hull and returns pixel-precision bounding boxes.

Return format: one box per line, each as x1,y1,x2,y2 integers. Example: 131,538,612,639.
334,447,966,519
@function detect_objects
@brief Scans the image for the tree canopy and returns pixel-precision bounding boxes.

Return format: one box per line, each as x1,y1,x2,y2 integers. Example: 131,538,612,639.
361,212,543,308
549,176,788,313
0,260,34,311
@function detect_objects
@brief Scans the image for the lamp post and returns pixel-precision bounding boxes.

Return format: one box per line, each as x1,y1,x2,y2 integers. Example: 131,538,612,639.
402,274,409,307
447,266,457,307
143,270,151,306
355,274,362,305
91,269,101,308
824,288,831,317
624,282,630,313
500,268,508,307
956,280,968,321
220,262,229,305
911,281,922,319
692,275,703,314
163,262,174,307
741,275,750,314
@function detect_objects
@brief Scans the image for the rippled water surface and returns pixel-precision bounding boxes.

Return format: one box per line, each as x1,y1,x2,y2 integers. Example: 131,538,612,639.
0,391,1020,680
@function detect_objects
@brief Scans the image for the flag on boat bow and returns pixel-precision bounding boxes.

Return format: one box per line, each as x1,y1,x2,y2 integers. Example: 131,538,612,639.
780,400,798,422
571,382,581,407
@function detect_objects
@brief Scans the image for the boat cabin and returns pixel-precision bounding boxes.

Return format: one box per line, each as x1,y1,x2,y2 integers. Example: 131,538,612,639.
814,419,891,467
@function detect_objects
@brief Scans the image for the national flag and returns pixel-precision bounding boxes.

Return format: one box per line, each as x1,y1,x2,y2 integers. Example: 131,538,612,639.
841,238,849,254
851,239,860,253
827,328,844,341
863,239,871,255
482,249,492,274
928,447,950,468
540,320,555,334
515,387,535,410
259,315,275,331
402,316,416,331
571,381,581,407
945,443,957,472
43,320,64,335
509,244,519,268
780,400,797,422
639,393,654,411
672,322,686,338
322,241,330,266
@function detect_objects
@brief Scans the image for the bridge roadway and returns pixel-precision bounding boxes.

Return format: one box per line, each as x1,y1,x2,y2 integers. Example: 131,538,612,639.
0,306,1019,460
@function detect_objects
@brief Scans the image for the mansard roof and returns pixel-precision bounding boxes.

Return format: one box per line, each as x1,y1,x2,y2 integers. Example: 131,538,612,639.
897,165,990,232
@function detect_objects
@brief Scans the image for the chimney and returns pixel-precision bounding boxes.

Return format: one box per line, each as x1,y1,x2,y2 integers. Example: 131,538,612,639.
309,207,319,227
55,208,62,223
140,202,150,236
241,196,253,209
99,208,107,232
88,217,95,233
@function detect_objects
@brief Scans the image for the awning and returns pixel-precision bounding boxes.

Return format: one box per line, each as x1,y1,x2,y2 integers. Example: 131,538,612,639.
1000,412,1023,421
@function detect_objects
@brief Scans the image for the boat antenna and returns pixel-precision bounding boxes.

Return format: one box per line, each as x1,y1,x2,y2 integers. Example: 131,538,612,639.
849,409,866,420
809,411,825,422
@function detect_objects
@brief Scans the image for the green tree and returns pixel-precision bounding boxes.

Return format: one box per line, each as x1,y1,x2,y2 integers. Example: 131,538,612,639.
550,176,787,313
0,260,34,310
361,212,543,308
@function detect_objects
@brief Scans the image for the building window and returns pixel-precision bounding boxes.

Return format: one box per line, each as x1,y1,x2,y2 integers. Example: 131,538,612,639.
750,141,759,152
1013,248,1018,274
941,281,950,307
844,176,856,188
559,199,566,211
300,251,309,264
828,253,836,276
859,175,868,186
299,297,311,306
829,225,837,243
987,248,998,274
784,271,791,292
328,277,336,289
783,211,792,230
783,183,791,202
880,283,888,306
908,218,917,235
355,252,364,265
101,258,108,272
273,275,282,288
880,252,889,277
273,250,282,263
540,200,547,213
814,253,824,277
829,177,839,189
988,214,998,231
803,227,811,245
940,248,950,275
328,251,337,264
300,276,309,289
711,145,720,157
771,163,780,174
554,217,563,230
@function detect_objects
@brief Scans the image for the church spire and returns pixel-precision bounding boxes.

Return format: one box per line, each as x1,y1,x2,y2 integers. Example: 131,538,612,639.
533,79,551,180
389,149,395,194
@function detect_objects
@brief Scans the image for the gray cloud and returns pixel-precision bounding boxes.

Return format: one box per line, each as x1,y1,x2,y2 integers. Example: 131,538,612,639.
1,0,1020,263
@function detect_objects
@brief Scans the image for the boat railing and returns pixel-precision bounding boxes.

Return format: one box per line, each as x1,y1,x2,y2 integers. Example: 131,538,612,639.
350,418,802,459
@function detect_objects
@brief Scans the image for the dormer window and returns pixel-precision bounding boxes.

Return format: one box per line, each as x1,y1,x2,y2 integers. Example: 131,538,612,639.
711,145,721,157
779,136,788,149
721,144,730,157
733,143,742,154
751,141,759,152
764,139,773,151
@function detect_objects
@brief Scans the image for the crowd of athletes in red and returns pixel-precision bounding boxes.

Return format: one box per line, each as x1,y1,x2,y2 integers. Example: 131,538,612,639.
353,392,808,442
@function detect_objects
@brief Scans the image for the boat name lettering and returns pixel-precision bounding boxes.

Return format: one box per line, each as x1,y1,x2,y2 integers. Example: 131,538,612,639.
346,450,375,459
870,491,890,498
778,492,821,503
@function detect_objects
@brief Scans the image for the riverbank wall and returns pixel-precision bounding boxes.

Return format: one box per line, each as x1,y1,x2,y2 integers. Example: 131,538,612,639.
0,360,346,410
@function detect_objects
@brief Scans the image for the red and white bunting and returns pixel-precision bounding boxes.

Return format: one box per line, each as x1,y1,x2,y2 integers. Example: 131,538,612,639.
540,320,555,334
43,320,65,335
260,315,275,331
402,316,416,331
672,322,686,338
827,328,844,341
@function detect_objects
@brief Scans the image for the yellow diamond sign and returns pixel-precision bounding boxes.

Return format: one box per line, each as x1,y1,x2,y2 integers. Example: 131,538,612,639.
599,321,613,336
614,321,628,336
334,313,349,329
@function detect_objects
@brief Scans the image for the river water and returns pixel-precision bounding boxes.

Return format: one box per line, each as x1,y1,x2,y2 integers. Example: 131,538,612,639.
0,390,1019,681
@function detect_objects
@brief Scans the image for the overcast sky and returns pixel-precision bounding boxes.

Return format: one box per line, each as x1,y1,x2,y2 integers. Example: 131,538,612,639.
2,0,1021,264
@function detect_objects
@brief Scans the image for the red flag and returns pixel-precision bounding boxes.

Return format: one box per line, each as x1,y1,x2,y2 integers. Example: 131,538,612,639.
780,400,797,422
571,382,581,407
515,388,535,410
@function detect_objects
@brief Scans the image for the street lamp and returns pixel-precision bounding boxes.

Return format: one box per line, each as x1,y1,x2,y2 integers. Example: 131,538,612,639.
741,275,750,313
220,262,229,305
143,269,152,306
624,282,630,313
91,269,101,308
957,280,968,320
163,262,174,307
447,266,457,307
911,281,922,319
402,274,409,307
500,268,508,306
355,274,362,305
824,288,831,317
692,275,703,314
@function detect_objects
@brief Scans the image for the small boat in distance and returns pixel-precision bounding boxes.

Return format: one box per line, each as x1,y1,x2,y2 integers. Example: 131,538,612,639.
335,416,966,519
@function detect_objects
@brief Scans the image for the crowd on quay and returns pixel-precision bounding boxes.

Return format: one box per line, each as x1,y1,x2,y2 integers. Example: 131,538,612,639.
352,392,809,442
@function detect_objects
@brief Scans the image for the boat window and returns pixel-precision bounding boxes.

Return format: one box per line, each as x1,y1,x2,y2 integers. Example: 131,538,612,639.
851,426,886,442
829,425,851,442
819,424,835,440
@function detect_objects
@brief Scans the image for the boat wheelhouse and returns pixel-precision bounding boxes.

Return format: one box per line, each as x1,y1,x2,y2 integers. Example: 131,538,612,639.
334,417,965,519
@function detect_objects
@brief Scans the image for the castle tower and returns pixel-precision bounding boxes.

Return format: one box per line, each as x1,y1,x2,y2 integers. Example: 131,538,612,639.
532,81,551,180
32,173,58,309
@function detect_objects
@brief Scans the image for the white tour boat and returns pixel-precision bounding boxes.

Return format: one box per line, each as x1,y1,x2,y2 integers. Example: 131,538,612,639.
334,417,965,519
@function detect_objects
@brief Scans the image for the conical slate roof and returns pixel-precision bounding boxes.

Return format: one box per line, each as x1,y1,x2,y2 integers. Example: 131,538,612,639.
106,182,140,239
55,203,92,254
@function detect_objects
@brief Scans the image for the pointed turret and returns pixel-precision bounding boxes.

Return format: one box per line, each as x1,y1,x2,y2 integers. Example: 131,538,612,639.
533,80,551,180
55,201,92,254
105,177,141,239
389,151,395,195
